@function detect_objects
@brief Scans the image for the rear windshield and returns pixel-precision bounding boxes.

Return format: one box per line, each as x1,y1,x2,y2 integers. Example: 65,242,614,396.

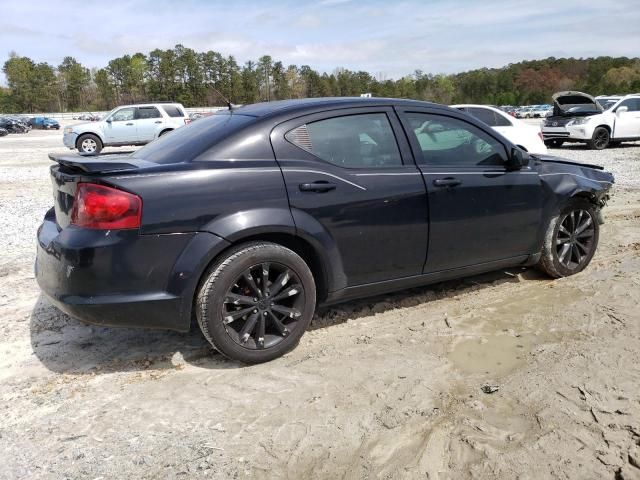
131,113,255,164
162,105,186,117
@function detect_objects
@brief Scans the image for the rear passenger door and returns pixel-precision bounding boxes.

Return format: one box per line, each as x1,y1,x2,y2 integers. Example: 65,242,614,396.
271,107,428,287
135,106,163,142
397,107,543,272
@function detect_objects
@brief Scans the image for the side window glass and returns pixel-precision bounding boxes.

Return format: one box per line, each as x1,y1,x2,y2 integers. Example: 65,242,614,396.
137,107,161,119
162,105,184,117
403,112,507,167
286,113,402,168
111,108,135,122
619,99,640,112
468,107,497,127
493,111,512,127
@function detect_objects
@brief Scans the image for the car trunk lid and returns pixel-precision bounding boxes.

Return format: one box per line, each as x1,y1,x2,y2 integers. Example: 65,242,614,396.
48,153,153,229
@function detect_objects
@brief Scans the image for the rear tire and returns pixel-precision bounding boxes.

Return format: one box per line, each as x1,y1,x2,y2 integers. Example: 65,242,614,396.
587,127,609,150
196,242,316,364
77,133,103,154
537,199,599,278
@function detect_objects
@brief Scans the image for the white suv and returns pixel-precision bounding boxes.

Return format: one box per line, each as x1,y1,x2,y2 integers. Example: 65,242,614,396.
63,103,189,154
542,91,640,149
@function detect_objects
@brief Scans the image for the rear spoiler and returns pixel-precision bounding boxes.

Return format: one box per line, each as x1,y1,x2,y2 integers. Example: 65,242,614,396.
48,152,151,173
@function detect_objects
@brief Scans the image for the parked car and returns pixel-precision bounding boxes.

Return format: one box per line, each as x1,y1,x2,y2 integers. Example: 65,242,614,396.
37,98,614,363
73,113,101,121
542,91,640,149
189,112,215,121
29,116,60,130
515,106,535,119
63,102,189,154
452,104,547,154
0,116,30,133
529,105,552,118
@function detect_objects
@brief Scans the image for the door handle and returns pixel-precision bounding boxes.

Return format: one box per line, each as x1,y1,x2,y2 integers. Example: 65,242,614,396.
126,122,134,126
433,177,462,187
154,120,162,124
299,182,337,193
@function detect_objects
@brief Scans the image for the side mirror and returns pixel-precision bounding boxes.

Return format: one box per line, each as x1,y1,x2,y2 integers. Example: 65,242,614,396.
508,147,528,170
105,118,112,123
616,106,628,115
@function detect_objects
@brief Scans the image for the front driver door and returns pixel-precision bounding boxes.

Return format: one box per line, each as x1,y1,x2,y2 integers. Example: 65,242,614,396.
397,108,543,273
613,98,640,139
271,107,428,287
104,107,137,143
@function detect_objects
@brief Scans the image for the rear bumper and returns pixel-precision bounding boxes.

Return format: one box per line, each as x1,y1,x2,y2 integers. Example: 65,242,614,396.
36,208,230,331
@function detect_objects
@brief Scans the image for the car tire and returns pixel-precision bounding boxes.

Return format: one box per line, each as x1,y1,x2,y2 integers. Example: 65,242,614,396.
537,199,599,278
587,127,609,150
545,139,564,148
77,133,103,155
159,129,172,137
196,242,316,364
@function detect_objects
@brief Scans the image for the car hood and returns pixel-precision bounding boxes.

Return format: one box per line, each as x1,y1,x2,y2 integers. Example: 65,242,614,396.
70,121,99,130
551,91,602,117
533,153,614,198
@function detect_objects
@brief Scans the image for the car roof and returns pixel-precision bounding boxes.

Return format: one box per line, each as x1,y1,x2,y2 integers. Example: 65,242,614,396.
232,97,447,118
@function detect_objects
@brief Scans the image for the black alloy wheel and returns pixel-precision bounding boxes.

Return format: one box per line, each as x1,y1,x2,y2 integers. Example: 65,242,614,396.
196,242,316,363
555,209,596,270
222,263,304,350
537,200,600,278
589,127,609,150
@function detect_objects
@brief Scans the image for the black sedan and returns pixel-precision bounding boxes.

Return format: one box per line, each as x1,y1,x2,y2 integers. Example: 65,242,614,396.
36,98,614,363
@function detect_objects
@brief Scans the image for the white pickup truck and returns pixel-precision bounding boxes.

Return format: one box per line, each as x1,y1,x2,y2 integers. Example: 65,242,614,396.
63,103,190,154
542,91,640,150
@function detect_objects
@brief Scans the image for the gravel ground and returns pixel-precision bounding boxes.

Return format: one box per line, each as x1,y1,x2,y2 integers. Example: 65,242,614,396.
1,126,640,479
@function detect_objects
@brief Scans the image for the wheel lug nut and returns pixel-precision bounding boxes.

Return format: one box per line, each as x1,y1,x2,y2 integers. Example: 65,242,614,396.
263,312,268,316
253,309,258,313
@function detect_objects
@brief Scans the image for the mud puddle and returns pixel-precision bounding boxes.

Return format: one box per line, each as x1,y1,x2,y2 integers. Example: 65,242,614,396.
448,333,538,376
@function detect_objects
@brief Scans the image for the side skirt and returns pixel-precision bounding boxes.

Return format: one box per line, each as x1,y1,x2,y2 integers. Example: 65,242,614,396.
322,255,531,306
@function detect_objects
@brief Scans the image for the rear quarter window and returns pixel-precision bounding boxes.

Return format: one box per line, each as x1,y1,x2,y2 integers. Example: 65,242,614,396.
131,113,255,164
162,105,186,117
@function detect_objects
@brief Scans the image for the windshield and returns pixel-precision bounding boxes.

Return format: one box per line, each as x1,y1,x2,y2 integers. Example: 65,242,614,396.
131,112,255,164
596,99,618,110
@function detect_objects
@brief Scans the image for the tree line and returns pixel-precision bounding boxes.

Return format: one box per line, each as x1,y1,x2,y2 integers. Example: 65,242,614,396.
2,45,640,113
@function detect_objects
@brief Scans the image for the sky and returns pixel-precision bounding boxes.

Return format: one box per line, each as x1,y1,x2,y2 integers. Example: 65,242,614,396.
1,0,639,84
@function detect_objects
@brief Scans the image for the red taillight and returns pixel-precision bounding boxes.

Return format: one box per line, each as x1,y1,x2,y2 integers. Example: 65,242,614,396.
71,183,142,229
538,131,544,141
184,118,191,125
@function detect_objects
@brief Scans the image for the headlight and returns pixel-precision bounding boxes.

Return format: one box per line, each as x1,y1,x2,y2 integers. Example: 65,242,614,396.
64,127,72,134
569,117,589,126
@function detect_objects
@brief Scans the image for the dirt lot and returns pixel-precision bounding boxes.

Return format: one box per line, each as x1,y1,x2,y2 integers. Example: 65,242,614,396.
1,126,639,479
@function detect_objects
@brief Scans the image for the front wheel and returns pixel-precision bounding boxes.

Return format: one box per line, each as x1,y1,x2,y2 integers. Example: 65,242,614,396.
537,200,599,278
196,242,316,364
587,127,609,150
77,133,103,154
